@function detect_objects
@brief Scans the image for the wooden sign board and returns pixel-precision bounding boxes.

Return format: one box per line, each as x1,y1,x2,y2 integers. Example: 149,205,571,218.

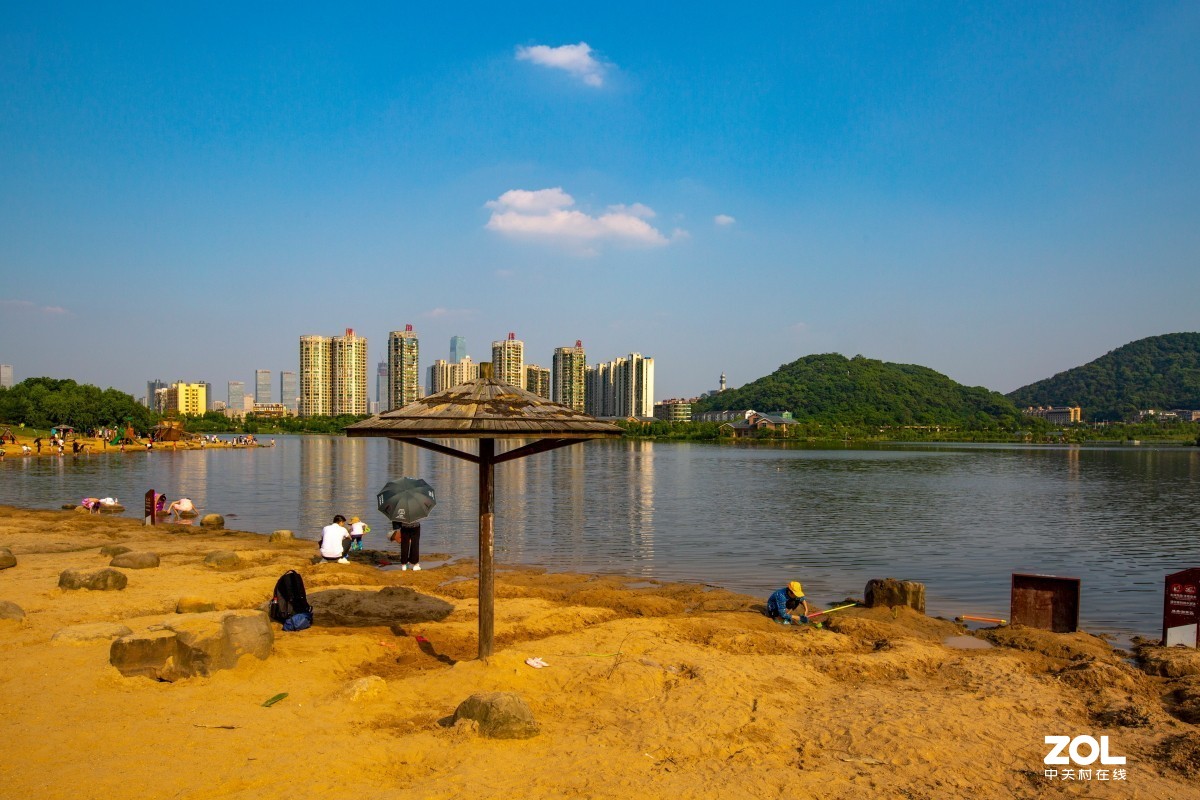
1011,573,1080,633
144,489,157,526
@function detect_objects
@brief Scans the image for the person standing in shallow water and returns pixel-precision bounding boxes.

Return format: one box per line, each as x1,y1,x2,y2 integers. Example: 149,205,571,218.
391,520,421,571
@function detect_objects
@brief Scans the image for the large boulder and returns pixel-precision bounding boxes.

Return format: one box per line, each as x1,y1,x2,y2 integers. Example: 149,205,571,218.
864,578,926,613
452,692,540,739
110,610,273,681
200,514,225,529
109,552,160,569
0,600,25,621
59,568,128,591
0,547,15,570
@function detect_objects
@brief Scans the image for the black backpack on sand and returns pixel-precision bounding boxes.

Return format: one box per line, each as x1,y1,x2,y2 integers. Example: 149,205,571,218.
269,570,313,624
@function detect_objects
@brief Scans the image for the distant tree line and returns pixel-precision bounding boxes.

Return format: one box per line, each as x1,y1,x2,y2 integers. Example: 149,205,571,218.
0,378,154,433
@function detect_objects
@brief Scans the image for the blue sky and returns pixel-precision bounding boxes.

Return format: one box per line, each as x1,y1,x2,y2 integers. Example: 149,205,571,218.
2,3,1197,402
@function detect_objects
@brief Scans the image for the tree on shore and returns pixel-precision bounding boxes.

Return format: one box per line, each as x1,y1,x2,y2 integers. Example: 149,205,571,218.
0,378,153,433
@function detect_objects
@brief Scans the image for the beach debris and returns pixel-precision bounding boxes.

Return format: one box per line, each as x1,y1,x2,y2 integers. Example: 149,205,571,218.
194,724,239,729
0,547,15,570
110,610,274,682
262,692,289,708
806,602,860,622
51,622,134,645
452,692,540,739
0,600,26,621
955,614,1008,625
58,568,127,591
524,657,550,669
864,578,926,613
268,530,295,543
200,514,225,529
109,551,160,570
99,545,132,557
203,550,242,570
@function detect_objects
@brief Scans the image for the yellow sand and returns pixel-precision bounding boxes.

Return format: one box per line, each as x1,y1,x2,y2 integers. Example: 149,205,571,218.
0,505,1195,799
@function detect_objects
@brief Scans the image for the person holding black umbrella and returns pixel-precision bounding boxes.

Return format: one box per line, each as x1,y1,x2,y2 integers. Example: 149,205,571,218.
377,477,436,572
391,520,421,570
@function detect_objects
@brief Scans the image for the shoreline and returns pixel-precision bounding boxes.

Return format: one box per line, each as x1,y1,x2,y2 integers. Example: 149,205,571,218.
2,504,1199,797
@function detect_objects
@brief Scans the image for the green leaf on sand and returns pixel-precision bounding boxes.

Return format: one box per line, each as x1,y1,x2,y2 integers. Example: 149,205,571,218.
262,692,288,708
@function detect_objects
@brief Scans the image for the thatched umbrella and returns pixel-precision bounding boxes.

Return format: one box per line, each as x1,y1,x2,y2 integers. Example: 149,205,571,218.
345,364,622,658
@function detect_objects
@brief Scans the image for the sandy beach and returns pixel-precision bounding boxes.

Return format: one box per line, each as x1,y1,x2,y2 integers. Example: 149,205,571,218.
1,504,1198,799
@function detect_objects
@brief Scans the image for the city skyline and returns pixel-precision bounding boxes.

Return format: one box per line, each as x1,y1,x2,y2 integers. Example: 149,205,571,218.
2,6,1198,401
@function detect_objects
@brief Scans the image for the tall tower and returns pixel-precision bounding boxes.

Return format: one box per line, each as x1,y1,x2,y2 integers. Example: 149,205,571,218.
526,364,551,399
146,379,166,408
331,328,368,415
299,335,332,417
492,332,525,388
450,336,466,364
280,371,298,414
255,369,272,404
376,361,388,407
388,324,420,410
552,340,587,412
0,364,12,389
227,381,245,413
590,353,654,417
720,372,727,392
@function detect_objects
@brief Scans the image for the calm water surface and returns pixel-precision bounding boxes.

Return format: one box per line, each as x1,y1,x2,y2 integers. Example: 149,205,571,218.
2,437,1198,640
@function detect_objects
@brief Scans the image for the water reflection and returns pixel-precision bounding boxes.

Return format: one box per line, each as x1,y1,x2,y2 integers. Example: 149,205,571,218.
3,437,1200,639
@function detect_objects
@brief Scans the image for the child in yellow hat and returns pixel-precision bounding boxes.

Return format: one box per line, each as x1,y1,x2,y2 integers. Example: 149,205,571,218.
766,581,811,625
348,516,370,552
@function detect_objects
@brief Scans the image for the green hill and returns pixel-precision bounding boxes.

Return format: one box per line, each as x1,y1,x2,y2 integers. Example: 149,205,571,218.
692,353,1021,427
1006,332,1200,421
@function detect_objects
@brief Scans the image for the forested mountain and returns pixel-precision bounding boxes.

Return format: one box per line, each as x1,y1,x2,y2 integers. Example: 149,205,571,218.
1006,333,1200,420
692,353,1021,427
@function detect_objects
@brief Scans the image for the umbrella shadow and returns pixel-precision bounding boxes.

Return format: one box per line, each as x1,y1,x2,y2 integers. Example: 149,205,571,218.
307,586,454,628
392,626,457,666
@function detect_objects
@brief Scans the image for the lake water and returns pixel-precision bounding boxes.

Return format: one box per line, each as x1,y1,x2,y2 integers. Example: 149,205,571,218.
2,436,1198,641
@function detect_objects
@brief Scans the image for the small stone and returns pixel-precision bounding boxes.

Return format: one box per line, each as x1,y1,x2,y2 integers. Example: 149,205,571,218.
0,547,15,570
99,545,132,557
97,504,125,514
110,552,160,569
176,597,219,613
62,503,78,510
269,530,295,543
203,551,241,570
59,568,128,591
0,600,25,620
52,622,133,645
200,514,225,529
452,691,540,739
340,676,387,702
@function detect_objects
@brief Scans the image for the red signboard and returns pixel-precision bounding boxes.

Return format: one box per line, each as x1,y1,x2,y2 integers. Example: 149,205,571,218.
1163,568,1200,647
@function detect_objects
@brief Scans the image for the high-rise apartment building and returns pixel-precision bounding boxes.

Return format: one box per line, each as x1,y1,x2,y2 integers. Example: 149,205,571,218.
0,364,12,389
388,325,420,410
165,382,207,415
280,371,298,414
199,381,214,411
255,370,272,404
586,353,655,418
526,364,551,399
450,336,466,364
428,355,479,394
227,381,245,415
552,340,587,412
331,328,369,415
299,335,332,417
146,379,167,409
376,361,388,407
492,332,525,389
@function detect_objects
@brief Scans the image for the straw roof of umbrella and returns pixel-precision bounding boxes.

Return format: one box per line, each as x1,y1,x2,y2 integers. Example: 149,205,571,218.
344,377,622,440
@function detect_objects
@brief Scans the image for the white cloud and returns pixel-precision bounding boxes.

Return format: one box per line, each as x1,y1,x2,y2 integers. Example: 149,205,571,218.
714,214,736,226
516,42,607,87
485,188,674,252
1,298,69,315
422,307,475,320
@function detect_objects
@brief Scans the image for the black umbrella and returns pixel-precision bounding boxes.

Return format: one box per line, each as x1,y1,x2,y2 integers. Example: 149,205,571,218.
377,477,436,524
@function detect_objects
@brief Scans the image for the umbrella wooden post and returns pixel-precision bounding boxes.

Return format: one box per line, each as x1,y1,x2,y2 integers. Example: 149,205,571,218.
478,438,495,659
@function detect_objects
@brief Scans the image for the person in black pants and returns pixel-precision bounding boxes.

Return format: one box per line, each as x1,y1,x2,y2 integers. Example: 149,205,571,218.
391,520,421,571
